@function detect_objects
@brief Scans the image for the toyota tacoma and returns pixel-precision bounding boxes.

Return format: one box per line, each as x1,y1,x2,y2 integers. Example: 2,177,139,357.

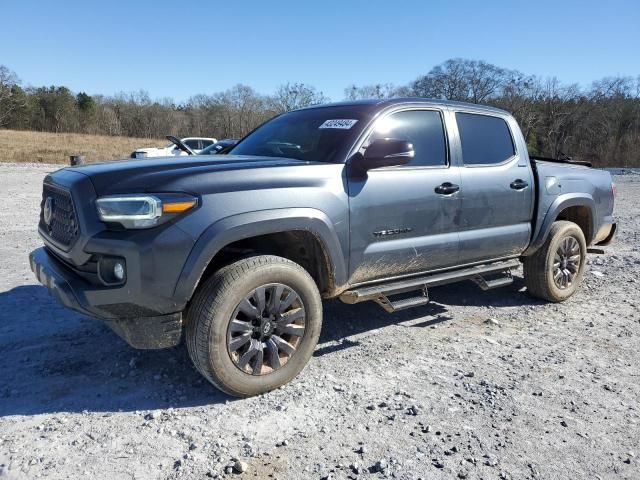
30,99,617,397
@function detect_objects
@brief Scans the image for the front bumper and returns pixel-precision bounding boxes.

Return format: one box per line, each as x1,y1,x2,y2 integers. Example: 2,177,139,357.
30,247,182,349
30,247,90,317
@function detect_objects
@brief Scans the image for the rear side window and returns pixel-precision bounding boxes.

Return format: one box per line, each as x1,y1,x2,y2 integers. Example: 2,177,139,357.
368,110,447,167
456,113,515,165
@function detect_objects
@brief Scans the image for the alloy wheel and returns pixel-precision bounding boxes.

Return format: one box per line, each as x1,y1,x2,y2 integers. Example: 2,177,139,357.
227,283,306,375
552,236,581,289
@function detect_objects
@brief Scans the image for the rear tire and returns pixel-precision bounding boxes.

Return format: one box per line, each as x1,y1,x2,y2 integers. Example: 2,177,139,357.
523,220,587,302
185,255,322,397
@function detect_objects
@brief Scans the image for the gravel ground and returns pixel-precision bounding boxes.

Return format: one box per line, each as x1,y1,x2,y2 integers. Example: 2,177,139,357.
0,163,638,480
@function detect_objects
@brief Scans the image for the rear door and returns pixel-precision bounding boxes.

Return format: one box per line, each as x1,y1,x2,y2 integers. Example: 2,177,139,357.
347,107,462,284
452,111,534,264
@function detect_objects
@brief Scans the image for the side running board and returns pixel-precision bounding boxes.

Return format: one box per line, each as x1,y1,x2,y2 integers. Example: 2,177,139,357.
471,270,513,291
340,259,520,313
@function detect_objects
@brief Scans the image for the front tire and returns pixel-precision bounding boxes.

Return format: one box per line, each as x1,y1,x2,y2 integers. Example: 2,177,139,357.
523,220,587,302
185,255,322,397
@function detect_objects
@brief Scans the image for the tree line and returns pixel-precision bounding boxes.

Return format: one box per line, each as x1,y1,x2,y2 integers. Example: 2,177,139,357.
1,59,639,167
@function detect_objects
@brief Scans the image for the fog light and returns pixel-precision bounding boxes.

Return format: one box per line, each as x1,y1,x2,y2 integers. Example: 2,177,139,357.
97,256,126,285
113,262,125,281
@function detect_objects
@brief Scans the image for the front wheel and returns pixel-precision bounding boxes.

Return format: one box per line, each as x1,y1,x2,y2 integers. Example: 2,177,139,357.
185,255,322,397
523,220,587,302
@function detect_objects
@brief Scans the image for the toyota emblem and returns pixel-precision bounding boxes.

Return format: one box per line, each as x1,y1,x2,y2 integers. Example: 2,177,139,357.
43,196,54,226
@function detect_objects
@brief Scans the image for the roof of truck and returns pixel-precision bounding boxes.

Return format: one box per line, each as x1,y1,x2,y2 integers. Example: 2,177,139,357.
299,98,510,115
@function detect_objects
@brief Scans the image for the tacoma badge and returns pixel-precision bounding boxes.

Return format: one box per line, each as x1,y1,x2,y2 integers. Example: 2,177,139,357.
373,228,413,237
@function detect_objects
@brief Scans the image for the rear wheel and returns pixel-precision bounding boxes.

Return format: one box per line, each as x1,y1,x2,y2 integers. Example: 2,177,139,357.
185,255,322,397
523,220,587,302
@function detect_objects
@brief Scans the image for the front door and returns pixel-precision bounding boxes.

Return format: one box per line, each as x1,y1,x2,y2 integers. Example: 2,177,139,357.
347,108,462,285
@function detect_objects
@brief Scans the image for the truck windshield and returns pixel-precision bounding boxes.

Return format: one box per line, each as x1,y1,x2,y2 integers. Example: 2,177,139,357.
229,106,368,162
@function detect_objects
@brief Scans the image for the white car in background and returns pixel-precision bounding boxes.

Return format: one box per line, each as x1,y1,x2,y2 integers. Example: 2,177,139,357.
131,137,217,158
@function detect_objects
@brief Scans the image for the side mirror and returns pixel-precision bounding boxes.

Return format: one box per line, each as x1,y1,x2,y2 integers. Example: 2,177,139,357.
361,138,414,171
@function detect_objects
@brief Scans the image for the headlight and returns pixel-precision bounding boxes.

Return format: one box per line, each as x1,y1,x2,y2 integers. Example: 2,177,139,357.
96,194,197,229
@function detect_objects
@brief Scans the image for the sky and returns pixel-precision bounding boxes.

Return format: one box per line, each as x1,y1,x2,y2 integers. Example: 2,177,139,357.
1,0,639,102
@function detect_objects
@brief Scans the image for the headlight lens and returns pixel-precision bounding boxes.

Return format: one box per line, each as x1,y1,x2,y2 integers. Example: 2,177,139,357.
96,194,196,229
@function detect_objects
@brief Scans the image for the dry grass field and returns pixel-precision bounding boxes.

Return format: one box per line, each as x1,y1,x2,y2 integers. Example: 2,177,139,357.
0,129,166,164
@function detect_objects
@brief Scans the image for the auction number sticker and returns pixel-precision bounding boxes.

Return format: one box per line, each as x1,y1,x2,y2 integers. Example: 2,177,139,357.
319,119,359,129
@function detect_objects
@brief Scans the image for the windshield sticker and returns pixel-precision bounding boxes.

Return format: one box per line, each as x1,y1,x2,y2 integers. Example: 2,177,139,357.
319,119,358,129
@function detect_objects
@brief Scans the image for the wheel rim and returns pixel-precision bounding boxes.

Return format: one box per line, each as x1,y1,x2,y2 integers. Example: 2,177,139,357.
227,283,306,376
552,236,581,290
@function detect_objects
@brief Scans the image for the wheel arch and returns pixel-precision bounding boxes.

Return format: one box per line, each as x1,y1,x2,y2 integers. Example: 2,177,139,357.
173,208,348,307
524,193,596,256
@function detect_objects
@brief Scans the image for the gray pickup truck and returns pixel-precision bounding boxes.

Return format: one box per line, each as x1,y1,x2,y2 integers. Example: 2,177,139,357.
30,99,616,397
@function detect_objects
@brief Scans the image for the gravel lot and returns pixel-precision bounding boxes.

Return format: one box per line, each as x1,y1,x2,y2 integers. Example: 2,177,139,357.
0,163,638,480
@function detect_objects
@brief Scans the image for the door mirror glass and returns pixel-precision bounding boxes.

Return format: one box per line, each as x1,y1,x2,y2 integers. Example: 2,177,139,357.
361,138,414,170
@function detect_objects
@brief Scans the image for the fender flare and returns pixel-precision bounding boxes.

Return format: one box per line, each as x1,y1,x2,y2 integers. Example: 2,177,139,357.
172,208,348,305
524,193,596,255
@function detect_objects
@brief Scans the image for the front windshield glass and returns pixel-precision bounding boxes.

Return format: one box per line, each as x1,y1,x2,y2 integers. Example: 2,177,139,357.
229,106,369,162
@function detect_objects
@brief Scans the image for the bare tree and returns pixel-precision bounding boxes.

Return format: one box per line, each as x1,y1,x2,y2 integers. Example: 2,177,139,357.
344,83,398,100
410,59,471,100
582,76,640,166
409,59,511,103
527,78,586,158
0,65,24,127
213,84,271,138
493,73,543,148
271,83,328,113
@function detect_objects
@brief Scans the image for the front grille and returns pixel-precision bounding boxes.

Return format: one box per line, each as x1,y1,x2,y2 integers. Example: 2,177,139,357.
40,183,79,248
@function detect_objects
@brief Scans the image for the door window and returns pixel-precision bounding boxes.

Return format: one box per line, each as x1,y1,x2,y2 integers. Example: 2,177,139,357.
456,113,515,165
368,110,447,167
184,139,200,150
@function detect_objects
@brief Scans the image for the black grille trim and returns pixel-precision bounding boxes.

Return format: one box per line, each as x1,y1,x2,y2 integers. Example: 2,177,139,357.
40,183,79,248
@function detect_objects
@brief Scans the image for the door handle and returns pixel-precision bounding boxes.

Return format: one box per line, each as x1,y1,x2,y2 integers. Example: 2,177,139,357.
435,182,460,195
510,179,529,190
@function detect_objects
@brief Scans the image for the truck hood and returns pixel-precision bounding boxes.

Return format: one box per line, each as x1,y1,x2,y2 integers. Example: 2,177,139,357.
65,155,325,194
